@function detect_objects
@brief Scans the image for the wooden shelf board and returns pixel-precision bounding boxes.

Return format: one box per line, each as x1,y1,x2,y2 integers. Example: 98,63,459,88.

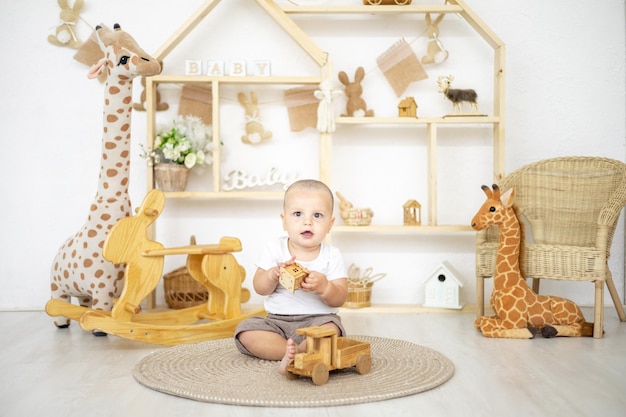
336,116,500,125
281,5,464,15
149,75,322,85
160,191,284,200
332,225,474,233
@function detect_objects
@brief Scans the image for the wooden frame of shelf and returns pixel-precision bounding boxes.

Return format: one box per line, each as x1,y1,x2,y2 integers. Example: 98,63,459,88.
329,116,502,229
145,75,323,196
140,0,505,308
280,0,505,231
144,0,505,229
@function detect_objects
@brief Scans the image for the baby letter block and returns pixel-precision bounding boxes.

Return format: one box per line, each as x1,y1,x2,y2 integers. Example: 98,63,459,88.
252,61,271,76
279,263,309,293
185,60,203,75
206,60,225,76
230,60,247,76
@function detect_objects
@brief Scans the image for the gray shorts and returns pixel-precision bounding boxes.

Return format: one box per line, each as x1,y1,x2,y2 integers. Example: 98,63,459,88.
234,313,346,356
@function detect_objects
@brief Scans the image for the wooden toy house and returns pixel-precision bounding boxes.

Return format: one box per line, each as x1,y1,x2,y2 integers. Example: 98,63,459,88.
423,261,464,309
403,199,422,225
398,97,418,117
280,263,309,293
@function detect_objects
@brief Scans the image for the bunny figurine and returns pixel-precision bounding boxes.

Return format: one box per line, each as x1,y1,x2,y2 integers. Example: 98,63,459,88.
48,0,84,49
238,91,272,144
338,67,374,117
421,13,449,65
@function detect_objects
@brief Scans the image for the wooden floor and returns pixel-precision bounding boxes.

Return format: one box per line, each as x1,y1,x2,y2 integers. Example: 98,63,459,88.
2,307,625,417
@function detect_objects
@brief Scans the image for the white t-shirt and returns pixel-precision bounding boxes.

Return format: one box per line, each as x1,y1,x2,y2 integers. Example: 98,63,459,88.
256,236,347,315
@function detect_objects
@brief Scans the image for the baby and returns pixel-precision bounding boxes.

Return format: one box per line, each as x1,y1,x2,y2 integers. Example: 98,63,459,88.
234,179,348,373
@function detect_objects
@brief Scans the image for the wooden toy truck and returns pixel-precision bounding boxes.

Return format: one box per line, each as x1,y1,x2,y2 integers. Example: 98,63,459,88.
286,326,372,385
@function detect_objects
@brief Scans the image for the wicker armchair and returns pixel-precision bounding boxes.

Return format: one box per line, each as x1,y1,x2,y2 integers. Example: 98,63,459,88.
475,156,626,338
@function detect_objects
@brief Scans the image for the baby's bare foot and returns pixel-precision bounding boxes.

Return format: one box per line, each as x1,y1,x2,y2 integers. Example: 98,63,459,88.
279,338,297,375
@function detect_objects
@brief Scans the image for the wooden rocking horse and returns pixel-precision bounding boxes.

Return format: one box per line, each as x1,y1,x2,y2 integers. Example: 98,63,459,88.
470,184,594,338
46,189,265,345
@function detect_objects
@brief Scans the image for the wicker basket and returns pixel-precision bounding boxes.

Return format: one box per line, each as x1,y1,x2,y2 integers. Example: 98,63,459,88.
342,208,373,226
363,0,412,5
163,266,208,309
344,282,374,308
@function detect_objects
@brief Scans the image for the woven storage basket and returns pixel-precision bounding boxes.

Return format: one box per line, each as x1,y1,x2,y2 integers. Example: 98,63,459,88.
342,208,373,226
363,0,412,5
344,282,374,308
163,266,208,309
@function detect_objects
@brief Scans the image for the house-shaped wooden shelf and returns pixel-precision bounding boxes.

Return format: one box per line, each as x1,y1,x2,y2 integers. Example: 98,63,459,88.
142,0,505,203
138,0,505,309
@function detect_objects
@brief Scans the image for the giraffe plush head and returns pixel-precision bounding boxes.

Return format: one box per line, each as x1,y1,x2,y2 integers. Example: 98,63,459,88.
471,184,514,231
87,24,161,81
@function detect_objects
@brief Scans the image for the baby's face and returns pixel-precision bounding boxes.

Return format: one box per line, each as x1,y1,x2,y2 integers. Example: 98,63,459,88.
281,187,334,252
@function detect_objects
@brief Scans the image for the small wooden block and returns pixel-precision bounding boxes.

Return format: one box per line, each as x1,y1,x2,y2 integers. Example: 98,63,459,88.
279,263,309,293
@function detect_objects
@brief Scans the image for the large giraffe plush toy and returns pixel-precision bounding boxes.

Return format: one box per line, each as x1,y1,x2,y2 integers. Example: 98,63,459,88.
471,184,594,338
49,24,161,331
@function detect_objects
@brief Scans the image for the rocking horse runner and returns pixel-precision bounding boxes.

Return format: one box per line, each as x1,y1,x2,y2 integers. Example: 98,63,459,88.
471,184,594,338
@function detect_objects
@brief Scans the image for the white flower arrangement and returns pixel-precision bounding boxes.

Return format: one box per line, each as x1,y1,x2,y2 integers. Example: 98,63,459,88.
140,115,214,169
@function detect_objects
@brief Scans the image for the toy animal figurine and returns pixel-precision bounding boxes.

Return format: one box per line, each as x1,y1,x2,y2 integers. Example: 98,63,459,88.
48,24,161,332
421,13,448,65
338,67,374,117
47,0,84,49
471,184,594,338
238,91,272,144
437,75,479,115
133,76,169,111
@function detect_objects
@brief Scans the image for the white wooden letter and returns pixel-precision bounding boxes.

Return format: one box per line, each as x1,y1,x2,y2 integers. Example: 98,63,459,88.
185,60,202,75
229,60,246,76
252,61,271,76
206,60,224,76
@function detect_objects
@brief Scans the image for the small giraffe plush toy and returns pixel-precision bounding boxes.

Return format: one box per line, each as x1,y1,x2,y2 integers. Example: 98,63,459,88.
48,24,161,332
471,184,594,338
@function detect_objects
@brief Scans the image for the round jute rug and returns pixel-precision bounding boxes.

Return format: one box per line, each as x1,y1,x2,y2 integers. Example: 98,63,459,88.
133,335,454,408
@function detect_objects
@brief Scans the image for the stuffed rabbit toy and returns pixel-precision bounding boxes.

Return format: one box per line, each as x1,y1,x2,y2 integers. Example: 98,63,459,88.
338,67,374,117
48,0,84,49
238,91,272,144
421,13,449,65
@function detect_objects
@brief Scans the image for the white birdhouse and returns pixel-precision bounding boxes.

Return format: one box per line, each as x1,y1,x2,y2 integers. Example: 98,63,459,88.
423,261,464,309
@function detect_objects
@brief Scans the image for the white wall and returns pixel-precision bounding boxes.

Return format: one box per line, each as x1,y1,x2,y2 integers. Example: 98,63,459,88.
0,0,624,311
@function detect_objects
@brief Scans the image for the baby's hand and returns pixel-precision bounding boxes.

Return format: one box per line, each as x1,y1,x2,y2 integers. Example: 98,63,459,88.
301,271,328,295
273,256,296,281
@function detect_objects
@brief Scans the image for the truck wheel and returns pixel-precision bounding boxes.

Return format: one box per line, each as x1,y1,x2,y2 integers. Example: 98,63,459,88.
311,363,329,385
355,354,372,375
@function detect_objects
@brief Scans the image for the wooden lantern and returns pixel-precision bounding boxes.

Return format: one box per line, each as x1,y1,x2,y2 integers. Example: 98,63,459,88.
403,199,421,225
